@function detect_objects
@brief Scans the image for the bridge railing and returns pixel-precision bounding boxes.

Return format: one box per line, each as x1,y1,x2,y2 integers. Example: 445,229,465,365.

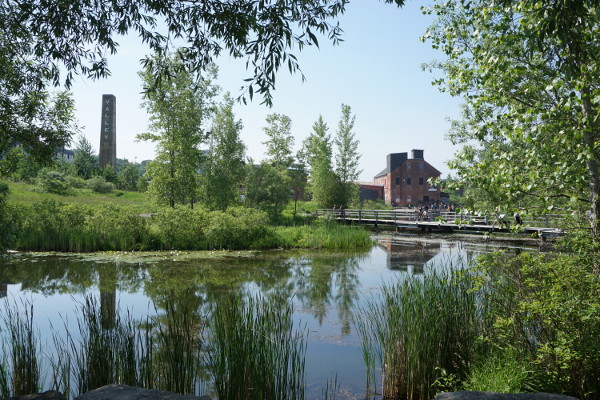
315,209,565,228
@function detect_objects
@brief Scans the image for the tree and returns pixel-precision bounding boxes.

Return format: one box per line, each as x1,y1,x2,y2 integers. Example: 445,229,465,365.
262,114,295,169
304,116,342,208
334,104,361,207
245,161,290,221
423,0,600,234
201,93,246,210
117,162,141,191
73,135,97,179
1,0,406,174
138,53,218,207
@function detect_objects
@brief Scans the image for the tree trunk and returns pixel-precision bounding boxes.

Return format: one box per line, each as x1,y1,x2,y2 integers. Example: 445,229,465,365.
582,85,600,239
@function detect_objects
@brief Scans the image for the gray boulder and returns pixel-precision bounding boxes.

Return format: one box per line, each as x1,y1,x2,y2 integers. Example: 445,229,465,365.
8,391,66,400
74,384,211,400
433,391,579,400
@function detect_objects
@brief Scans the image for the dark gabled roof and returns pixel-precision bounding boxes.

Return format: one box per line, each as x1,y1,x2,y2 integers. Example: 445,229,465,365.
374,167,388,178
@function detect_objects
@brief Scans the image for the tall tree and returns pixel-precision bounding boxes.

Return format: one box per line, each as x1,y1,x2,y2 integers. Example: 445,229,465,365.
245,161,290,221
262,114,295,169
73,135,97,179
423,0,600,235
202,93,246,210
304,116,342,208
334,104,361,207
138,53,218,207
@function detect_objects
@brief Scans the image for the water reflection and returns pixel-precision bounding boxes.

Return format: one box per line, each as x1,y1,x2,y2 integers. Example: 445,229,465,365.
0,237,543,399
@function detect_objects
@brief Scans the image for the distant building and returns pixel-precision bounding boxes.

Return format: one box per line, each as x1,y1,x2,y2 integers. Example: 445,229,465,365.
372,149,441,207
55,148,75,161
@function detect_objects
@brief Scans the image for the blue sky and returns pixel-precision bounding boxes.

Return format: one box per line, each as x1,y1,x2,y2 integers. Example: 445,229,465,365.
70,0,460,181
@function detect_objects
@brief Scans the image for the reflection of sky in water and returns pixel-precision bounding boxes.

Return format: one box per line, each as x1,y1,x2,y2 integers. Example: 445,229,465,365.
0,236,539,399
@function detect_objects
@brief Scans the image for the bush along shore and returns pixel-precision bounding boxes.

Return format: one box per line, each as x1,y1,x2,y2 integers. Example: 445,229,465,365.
5,200,372,252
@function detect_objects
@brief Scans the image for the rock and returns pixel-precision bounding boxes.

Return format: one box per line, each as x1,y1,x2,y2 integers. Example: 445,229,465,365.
433,391,579,400
8,391,66,400
73,384,211,400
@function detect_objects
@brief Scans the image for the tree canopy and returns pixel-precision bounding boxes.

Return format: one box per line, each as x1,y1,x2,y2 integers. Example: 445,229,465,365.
423,0,600,234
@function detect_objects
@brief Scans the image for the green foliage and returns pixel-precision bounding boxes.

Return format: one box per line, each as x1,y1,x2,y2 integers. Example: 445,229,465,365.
263,113,295,168
334,104,361,207
139,53,218,208
360,199,393,210
474,251,600,398
86,176,114,193
423,0,600,232
273,223,372,249
0,302,40,396
356,265,482,400
0,147,43,181
35,168,70,194
73,135,97,179
463,349,537,393
201,93,246,210
0,182,15,251
304,116,336,208
207,294,307,400
116,162,140,191
151,206,208,250
65,175,87,189
245,162,290,221
11,200,368,252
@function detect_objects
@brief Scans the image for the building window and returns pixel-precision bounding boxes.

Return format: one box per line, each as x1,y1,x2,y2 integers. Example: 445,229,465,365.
407,196,412,203
406,177,411,185
419,177,424,185
423,195,429,202
396,177,400,185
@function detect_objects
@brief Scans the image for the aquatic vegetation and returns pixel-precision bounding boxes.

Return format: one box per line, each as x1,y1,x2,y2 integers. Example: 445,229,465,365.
356,265,483,400
11,201,371,252
0,300,40,397
206,294,307,400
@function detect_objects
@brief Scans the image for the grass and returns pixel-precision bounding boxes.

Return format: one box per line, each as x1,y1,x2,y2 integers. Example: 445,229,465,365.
0,293,310,399
0,300,41,397
463,349,536,393
355,262,483,400
6,181,152,208
206,294,307,400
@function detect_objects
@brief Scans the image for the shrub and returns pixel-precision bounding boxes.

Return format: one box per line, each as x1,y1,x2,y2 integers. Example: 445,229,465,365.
86,176,114,193
65,175,87,189
474,251,600,398
35,168,70,194
151,207,207,250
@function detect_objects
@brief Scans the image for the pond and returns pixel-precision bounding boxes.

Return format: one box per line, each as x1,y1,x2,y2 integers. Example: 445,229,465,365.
0,234,539,399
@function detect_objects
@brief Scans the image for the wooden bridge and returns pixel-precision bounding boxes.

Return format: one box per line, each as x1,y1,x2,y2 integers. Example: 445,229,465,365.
315,209,564,239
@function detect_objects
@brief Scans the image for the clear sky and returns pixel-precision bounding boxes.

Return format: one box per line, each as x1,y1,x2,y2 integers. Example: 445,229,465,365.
70,0,461,182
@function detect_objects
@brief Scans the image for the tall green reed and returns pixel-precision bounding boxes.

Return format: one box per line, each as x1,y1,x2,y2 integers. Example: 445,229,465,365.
0,300,41,397
206,294,307,400
69,295,138,393
356,262,484,400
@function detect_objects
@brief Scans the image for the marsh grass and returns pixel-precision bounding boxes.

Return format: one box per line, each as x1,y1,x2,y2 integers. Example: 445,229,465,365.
70,296,138,393
0,300,41,397
12,200,372,252
145,295,203,394
356,264,483,400
273,224,372,249
207,294,307,400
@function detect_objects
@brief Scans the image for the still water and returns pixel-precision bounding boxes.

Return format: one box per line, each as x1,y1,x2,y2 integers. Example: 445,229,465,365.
0,235,537,399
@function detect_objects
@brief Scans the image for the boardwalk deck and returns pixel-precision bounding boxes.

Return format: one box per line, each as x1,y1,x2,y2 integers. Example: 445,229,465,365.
315,209,563,239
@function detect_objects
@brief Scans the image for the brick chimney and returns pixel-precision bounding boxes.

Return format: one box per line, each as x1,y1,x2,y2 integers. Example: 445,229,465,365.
411,149,424,159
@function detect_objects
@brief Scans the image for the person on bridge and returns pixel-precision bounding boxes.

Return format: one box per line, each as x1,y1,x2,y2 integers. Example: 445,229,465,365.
514,211,522,225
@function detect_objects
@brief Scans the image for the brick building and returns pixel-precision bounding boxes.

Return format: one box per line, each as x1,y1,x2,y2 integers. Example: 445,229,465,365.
373,150,441,207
